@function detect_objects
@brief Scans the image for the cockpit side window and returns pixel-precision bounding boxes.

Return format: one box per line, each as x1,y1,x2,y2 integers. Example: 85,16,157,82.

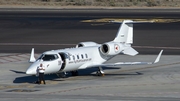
38,54,59,61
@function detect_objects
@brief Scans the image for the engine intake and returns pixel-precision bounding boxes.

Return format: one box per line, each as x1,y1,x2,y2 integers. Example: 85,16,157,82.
100,42,122,55
101,44,109,54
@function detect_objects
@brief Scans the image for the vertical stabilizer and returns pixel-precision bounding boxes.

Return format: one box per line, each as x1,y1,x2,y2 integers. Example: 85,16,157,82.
113,20,133,43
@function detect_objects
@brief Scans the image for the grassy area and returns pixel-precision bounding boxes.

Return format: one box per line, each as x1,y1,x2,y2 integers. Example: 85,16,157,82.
0,0,180,8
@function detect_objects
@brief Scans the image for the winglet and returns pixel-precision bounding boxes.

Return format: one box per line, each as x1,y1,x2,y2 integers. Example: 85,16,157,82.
153,50,163,63
29,48,36,63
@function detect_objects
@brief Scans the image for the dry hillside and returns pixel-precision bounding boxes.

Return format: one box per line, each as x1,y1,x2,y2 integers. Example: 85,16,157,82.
0,0,179,8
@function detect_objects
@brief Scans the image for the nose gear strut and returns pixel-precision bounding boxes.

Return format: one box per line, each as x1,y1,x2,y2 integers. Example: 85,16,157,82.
96,66,105,76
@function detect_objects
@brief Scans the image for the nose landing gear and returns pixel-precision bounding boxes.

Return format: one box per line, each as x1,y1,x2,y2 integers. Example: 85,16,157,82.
96,66,105,76
56,72,67,78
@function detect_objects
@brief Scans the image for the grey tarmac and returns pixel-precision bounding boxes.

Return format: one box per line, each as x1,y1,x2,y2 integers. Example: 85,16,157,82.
0,54,180,101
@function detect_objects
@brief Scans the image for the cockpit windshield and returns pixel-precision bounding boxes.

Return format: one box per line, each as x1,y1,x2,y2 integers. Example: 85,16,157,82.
38,54,59,61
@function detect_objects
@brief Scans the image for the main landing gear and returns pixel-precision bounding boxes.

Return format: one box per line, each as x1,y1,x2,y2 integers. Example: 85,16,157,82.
56,68,105,77
56,71,78,78
96,66,105,76
71,70,79,76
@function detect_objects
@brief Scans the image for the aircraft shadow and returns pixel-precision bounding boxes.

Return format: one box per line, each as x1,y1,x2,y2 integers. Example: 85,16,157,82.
77,67,143,77
76,67,125,76
12,67,143,83
13,74,63,84
10,69,65,83
104,72,143,76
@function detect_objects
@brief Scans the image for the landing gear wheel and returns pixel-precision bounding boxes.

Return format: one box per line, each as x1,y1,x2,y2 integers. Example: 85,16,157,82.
56,72,67,78
96,67,105,76
71,71,78,76
96,71,104,76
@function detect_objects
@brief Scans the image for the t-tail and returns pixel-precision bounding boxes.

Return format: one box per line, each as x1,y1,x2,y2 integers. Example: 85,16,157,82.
113,20,138,56
113,20,133,43
99,20,138,56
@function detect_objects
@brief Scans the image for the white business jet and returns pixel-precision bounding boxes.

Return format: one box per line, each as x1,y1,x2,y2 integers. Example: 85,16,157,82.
26,20,163,77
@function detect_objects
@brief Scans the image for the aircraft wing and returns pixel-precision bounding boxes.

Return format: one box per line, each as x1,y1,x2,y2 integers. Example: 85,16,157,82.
93,50,163,67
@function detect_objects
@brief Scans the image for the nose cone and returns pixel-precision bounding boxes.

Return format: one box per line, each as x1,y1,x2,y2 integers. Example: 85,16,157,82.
26,68,34,75
26,62,40,75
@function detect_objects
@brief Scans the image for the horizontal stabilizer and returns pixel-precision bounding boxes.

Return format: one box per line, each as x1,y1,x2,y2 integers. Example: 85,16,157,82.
122,47,138,56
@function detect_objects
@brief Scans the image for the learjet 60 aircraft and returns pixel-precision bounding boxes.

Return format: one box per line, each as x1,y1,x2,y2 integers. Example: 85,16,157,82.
26,20,163,76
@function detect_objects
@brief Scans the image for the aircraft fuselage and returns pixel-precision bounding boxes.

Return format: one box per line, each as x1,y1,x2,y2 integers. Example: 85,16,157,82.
26,46,111,75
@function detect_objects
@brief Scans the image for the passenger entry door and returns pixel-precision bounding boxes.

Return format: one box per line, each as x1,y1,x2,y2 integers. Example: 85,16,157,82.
58,53,67,71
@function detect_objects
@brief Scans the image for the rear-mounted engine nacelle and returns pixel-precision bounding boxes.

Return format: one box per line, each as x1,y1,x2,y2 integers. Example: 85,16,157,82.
76,42,98,48
100,42,122,55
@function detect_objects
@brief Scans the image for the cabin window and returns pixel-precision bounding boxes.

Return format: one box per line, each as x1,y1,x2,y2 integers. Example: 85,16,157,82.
68,56,71,60
81,54,84,59
77,55,79,59
73,55,75,60
85,54,88,58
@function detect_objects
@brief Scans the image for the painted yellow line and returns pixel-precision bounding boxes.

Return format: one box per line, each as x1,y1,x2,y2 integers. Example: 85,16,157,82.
81,18,180,23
